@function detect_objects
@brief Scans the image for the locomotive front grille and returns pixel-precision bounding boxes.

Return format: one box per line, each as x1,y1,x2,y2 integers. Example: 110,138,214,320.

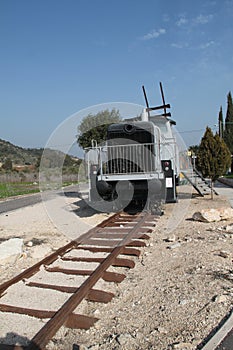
103,143,156,175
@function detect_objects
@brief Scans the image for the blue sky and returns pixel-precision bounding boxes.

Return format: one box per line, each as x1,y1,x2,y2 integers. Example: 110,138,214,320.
1,0,233,153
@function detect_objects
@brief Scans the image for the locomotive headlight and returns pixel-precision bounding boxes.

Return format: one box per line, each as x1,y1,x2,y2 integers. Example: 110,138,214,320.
164,161,170,171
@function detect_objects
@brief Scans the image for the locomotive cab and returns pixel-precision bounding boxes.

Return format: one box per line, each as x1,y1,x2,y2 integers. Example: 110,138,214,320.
85,83,179,212
85,118,179,210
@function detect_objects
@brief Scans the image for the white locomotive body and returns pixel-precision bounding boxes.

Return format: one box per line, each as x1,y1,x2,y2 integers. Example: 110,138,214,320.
85,84,180,212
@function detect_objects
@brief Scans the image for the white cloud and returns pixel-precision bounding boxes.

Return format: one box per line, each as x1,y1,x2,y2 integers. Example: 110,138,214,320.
171,42,189,49
199,40,215,49
194,14,213,24
162,14,170,22
175,13,213,28
176,16,188,27
141,28,166,40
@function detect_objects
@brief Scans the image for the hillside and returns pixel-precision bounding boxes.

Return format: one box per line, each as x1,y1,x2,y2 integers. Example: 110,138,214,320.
0,139,43,165
0,139,80,169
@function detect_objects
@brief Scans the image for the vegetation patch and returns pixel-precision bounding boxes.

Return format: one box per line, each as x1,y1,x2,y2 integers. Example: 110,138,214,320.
0,181,80,199
0,182,40,199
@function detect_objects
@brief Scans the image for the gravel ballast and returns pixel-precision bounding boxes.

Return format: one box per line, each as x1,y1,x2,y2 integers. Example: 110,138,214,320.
0,186,232,349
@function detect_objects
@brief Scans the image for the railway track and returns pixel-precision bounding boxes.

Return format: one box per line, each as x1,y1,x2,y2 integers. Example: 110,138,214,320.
0,210,157,350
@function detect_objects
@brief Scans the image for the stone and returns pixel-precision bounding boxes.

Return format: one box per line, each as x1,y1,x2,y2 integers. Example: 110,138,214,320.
156,326,168,334
192,208,233,222
224,224,233,232
168,242,181,249
193,209,220,222
219,250,231,258
218,208,233,220
73,345,87,350
172,342,193,349
0,238,23,265
94,322,101,330
116,333,135,346
165,234,176,242
30,245,51,259
214,294,228,303
93,309,100,315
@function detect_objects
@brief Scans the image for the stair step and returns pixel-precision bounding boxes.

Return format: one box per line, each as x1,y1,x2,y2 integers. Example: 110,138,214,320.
181,170,218,196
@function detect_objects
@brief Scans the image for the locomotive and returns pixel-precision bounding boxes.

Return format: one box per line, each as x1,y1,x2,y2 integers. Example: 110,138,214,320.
85,83,180,213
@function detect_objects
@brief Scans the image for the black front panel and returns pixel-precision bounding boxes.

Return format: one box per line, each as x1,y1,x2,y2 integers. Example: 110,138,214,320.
107,122,154,144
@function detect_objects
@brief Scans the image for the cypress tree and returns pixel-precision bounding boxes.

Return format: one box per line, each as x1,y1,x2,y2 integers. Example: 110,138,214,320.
218,106,224,138
214,134,231,176
224,92,233,153
197,127,231,198
197,127,216,179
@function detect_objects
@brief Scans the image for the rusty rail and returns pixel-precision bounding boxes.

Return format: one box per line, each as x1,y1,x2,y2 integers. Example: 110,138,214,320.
0,211,157,350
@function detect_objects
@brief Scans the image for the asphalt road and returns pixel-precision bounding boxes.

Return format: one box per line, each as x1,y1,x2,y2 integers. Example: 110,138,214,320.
0,192,43,214
0,185,83,214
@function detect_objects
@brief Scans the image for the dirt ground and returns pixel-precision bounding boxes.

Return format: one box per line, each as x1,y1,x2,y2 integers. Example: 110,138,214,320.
0,185,232,350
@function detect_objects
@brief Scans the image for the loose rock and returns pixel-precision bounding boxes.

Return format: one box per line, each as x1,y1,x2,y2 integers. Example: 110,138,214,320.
0,238,23,265
222,224,233,233
167,242,181,249
29,245,51,259
214,294,228,303
26,241,33,247
116,333,135,346
164,234,176,242
192,208,233,222
172,342,193,349
156,326,168,334
219,250,231,258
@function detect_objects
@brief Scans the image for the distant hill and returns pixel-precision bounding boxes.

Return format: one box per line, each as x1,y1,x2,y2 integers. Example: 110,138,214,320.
0,139,80,169
0,139,43,165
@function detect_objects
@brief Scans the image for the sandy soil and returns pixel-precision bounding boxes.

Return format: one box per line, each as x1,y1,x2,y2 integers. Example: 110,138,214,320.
0,185,232,350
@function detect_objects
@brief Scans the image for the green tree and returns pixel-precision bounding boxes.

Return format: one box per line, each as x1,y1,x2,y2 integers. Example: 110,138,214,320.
189,145,199,155
77,109,121,149
197,127,231,198
2,158,13,171
215,134,231,175
224,92,233,153
218,106,224,138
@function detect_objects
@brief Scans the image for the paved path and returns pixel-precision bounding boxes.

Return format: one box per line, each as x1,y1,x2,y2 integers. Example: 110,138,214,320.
214,181,233,207
216,328,233,350
203,181,233,350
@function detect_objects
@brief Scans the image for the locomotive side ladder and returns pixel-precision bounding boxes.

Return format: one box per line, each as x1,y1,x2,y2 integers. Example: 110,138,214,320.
181,168,218,196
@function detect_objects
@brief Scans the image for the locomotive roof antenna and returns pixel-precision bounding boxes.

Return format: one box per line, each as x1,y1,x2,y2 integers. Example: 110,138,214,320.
159,81,167,117
142,85,151,119
159,82,171,118
142,83,171,119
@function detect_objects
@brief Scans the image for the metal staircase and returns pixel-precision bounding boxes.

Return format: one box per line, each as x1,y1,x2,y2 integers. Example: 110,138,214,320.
181,168,218,196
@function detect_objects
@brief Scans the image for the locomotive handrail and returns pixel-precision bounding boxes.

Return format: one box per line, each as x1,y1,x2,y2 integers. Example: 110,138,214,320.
96,143,160,175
